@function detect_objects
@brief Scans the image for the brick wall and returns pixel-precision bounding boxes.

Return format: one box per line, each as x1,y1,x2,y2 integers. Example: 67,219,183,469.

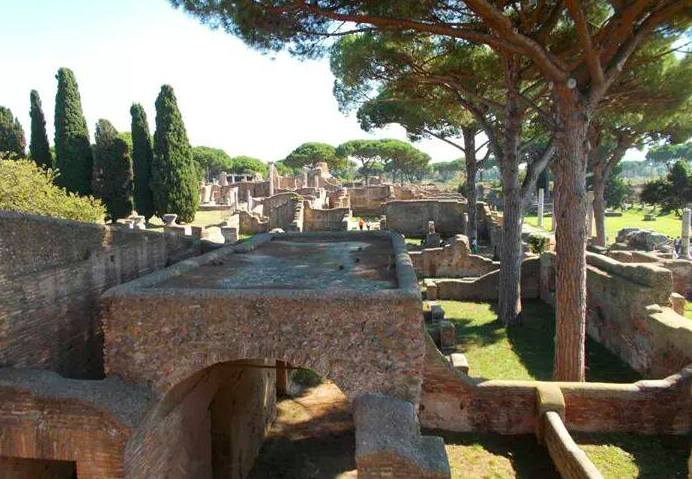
410,234,499,278
384,199,467,237
0,212,199,379
303,204,350,232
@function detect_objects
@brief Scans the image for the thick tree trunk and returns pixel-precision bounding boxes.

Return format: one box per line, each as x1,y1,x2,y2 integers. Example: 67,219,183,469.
553,95,589,382
463,127,478,244
498,63,524,326
592,165,607,247
499,177,524,326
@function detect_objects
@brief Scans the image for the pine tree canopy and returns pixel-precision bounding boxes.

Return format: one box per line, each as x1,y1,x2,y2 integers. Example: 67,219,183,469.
130,103,155,220
29,90,53,169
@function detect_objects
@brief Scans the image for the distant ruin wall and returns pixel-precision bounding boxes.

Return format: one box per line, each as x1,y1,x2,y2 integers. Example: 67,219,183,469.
0,212,199,379
303,205,350,232
349,185,393,216
269,198,302,231
385,199,466,237
540,251,692,377
237,210,269,235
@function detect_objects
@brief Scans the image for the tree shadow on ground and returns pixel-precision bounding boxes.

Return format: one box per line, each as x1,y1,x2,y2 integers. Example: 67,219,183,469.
425,429,560,479
452,317,507,348
572,433,690,479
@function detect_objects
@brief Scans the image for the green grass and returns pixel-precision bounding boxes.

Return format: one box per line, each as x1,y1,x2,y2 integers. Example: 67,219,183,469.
437,300,641,382
685,302,692,320
426,430,559,479
525,208,683,244
147,209,232,229
574,433,690,479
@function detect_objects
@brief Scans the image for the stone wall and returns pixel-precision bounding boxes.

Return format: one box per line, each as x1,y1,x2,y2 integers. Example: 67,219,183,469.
409,235,498,278
540,251,692,377
348,185,394,216
607,250,692,300
425,257,540,301
384,199,467,237
0,211,199,379
268,197,302,232
303,204,350,232
237,210,269,235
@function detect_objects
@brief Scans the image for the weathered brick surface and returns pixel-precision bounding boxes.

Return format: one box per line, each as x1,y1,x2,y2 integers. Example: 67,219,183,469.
384,199,467,237
303,204,350,231
544,412,603,479
0,212,199,379
421,335,692,435
103,232,425,403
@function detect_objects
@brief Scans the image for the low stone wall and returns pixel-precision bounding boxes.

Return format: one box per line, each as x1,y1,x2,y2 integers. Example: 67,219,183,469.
543,412,603,479
384,199,467,237
303,204,350,232
607,250,692,300
420,336,691,435
410,235,498,278
237,210,269,235
425,257,540,301
540,252,692,377
0,211,199,379
269,197,302,232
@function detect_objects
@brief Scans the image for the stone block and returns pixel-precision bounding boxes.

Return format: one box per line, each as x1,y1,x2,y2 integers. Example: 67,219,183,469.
670,292,686,316
430,303,445,322
438,320,456,352
448,353,469,374
220,226,239,244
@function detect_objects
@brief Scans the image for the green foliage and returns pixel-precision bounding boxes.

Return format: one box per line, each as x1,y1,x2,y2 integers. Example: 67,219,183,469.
284,142,345,171
527,233,550,254
130,104,155,220
229,155,268,176
92,120,134,221
605,175,633,209
29,91,52,169
646,143,692,166
192,145,234,179
274,159,295,176
640,160,692,213
0,106,26,157
434,160,463,181
54,67,93,196
152,85,199,223
0,157,105,222
336,138,429,182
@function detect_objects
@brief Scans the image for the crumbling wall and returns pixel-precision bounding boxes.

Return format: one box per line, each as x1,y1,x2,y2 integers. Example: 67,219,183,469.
540,251,692,377
269,197,302,231
425,257,540,301
303,205,350,232
410,235,498,278
237,210,269,235
0,211,199,379
385,199,467,237
607,251,692,300
349,185,393,216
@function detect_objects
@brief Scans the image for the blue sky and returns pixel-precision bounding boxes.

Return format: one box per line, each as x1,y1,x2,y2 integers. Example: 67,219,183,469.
0,0,644,163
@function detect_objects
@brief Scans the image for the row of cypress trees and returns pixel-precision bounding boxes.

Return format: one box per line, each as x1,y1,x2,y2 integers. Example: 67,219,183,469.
3,68,199,223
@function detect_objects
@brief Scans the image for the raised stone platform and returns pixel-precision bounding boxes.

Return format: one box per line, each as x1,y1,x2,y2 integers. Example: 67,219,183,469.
101,231,425,403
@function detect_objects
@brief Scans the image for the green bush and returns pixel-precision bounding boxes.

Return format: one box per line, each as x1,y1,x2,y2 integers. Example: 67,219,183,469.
0,157,105,222
527,233,550,254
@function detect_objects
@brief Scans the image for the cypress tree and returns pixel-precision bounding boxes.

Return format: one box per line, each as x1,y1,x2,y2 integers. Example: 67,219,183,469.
29,90,53,169
54,67,93,195
130,103,156,220
152,85,198,222
0,106,26,157
93,119,134,221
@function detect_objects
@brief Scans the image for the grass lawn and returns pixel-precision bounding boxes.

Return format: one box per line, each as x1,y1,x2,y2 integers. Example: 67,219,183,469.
686,302,692,320
525,208,683,244
574,433,690,479
436,300,641,382
427,430,560,479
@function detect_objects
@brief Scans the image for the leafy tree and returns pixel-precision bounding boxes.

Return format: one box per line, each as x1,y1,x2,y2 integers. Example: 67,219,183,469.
192,145,234,181
130,105,156,221
229,155,268,176
170,0,690,382
433,160,463,182
54,68,93,196
0,156,105,222
335,139,385,184
274,159,295,176
92,120,134,221
378,138,430,183
640,160,692,214
29,91,52,168
284,142,345,171
647,143,692,167
152,85,199,223
0,107,26,157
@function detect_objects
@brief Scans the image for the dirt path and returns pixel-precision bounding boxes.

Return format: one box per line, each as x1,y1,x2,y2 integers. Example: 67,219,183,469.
249,382,357,479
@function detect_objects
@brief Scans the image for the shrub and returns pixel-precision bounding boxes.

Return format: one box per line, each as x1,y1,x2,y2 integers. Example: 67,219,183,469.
0,157,105,222
527,233,550,254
